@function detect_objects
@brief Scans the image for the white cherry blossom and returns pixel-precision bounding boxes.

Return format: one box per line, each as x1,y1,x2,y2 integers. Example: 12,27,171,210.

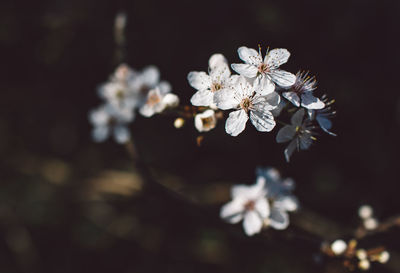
231,46,296,88
194,109,217,132
188,54,238,107
282,71,325,109
139,87,179,117
215,76,280,136
220,179,270,236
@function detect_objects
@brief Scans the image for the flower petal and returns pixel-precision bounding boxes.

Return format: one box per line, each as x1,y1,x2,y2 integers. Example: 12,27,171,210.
290,108,305,126
225,109,248,136
284,139,298,162
243,211,263,236
141,66,160,87
113,125,130,143
187,71,212,90
231,63,258,78
269,70,296,88
253,77,275,95
220,199,244,224
265,48,291,69
274,196,299,212
92,126,109,142
255,198,270,219
301,93,325,109
214,88,239,110
268,207,289,230
250,108,276,132
163,93,180,107
276,125,296,143
190,89,214,106
237,46,262,65
282,92,300,107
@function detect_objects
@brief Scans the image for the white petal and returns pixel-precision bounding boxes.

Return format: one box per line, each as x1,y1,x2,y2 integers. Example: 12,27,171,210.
269,70,296,87
268,207,289,230
162,93,179,107
255,198,270,218
300,93,325,109
89,107,109,126
250,109,276,132
237,46,262,65
139,104,155,117
253,92,281,110
274,196,299,212
220,199,244,224
276,125,296,143
92,126,109,142
214,88,239,110
231,63,258,78
187,71,212,90
113,125,130,143
210,62,231,80
231,180,266,200
299,132,313,150
225,109,248,136
243,211,263,236
209,53,228,68
271,99,287,117
190,89,214,107
316,116,337,136
290,108,305,126
265,48,290,69
158,81,172,94
284,139,298,162
141,66,160,87
282,92,300,107
253,77,275,95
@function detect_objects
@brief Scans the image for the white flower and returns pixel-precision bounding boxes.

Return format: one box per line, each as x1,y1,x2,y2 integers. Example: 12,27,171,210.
308,95,337,136
89,103,134,144
220,179,270,236
256,167,298,230
282,71,325,109
139,87,179,117
215,76,280,136
276,108,316,162
231,46,296,88
188,54,238,107
194,109,217,132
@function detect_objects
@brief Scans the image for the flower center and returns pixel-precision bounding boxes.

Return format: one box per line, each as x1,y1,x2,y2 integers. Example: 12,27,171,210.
211,82,222,92
240,97,252,112
258,63,269,74
147,93,161,106
115,89,125,99
201,116,215,129
244,200,255,211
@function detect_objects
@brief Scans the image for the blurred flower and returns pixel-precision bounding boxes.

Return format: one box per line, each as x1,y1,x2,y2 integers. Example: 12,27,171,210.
215,76,280,136
331,239,348,255
256,167,298,230
282,71,325,109
231,46,296,88
189,54,238,107
276,108,317,162
139,87,179,117
194,109,217,132
220,179,269,236
308,94,337,136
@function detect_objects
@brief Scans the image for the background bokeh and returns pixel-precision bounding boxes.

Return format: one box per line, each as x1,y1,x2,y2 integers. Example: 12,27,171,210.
1,0,399,272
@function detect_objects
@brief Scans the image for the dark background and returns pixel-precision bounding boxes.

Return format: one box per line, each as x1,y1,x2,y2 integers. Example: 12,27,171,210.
0,0,399,272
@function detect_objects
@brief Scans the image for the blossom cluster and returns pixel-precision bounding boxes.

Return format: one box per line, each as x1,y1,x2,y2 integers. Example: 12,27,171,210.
89,64,179,143
188,46,336,161
220,167,298,236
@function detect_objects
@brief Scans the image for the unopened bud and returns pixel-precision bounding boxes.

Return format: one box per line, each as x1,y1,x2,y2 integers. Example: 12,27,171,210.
331,240,347,255
174,118,185,128
358,205,373,219
358,259,370,271
356,249,367,260
364,217,378,230
378,251,390,264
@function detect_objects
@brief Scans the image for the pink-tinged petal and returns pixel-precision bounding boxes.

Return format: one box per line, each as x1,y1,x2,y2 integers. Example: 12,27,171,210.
282,92,300,107
265,48,291,69
243,211,263,236
253,77,275,95
268,207,289,230
269,70,296,88
214,88,239,110
290,108,305,126
255,198,270,218
220,199,244,224
231,63,258,78
237,46,262,65
190,89,214,106
300,93,325,109
187,71,212,90
225,109,248,136
276,125,296,143
250,108,276,132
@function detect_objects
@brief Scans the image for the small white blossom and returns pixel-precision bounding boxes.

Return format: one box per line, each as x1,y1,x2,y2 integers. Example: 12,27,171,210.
276,108,317,162
188,54,238,107
282,71,325,109
331,240,348,255
139,87,179,117
358,205,373,220
308,95,337,136
256,167,298,230
220,179,270,236
215,76,280,136
194,109,217,132
89,103,134,144
231,46,296,88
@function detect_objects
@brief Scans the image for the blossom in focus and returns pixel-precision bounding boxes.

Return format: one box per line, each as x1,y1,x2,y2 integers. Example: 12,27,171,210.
188,54,238,107
215,76,280,136
220,179,270,236
194,109,217,132
139,87,179,117
282,71,325,109
276,108,317,162
89,103,134,144
231,46,296,88
308,94,337,136
256,167,298,230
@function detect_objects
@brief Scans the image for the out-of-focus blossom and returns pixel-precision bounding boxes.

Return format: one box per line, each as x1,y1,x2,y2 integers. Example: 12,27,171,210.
139,87,179,117
194,109,217,132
